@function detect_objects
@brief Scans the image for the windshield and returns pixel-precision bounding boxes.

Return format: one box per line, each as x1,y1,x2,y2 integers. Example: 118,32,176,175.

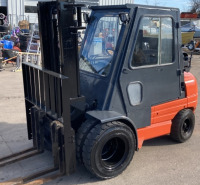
79,14,122,76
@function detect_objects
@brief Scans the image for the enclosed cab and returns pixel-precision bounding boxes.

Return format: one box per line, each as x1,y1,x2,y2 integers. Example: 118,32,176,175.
76,4,198,179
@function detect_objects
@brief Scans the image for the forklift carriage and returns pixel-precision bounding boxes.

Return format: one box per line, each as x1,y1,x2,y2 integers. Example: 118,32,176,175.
0,0,198,182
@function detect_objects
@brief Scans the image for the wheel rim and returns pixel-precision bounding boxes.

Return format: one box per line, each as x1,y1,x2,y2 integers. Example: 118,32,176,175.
181,118,192,136
101,137,128,170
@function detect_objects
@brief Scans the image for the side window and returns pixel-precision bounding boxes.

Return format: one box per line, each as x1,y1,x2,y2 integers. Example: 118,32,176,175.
160,18,173,64
131,17,173,67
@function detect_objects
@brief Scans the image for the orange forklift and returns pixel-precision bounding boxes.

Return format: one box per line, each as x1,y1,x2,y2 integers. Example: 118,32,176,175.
0,0,198,182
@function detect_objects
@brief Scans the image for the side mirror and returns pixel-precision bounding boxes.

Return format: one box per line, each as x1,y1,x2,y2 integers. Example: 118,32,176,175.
119,13,129,24
83,12,90,23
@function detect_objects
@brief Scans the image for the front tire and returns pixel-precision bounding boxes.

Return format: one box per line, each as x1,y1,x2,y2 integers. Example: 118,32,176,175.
82,121,136,179
76,119,97,163
170,109,195,143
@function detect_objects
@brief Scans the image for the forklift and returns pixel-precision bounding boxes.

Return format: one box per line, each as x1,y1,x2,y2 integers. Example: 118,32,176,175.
0,0,198,182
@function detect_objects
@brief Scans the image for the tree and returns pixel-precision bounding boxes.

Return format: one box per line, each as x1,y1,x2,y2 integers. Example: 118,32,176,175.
189,0,200,13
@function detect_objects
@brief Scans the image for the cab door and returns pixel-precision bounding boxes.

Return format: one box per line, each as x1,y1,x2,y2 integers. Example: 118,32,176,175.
120,7,183,128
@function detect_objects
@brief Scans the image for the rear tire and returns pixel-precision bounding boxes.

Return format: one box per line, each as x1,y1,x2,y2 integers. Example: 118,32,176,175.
82,121,135,179
170,109,195,143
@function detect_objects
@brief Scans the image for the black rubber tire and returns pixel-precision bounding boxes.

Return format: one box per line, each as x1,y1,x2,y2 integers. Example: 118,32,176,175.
76,119,98,163
0,25,9,32
19,34,31,40
82,121,135,179
170,109,195,143
19,34,31,51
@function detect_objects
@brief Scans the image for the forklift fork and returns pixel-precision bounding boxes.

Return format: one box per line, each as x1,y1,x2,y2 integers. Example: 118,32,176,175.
0,61,75,183
0,147,39,167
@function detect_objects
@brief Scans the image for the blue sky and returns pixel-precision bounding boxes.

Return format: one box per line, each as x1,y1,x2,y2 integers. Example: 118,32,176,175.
134,0,190,12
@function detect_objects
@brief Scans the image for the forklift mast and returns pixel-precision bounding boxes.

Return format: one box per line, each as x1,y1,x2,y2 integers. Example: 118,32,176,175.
22,0,85,175
38,0,83,98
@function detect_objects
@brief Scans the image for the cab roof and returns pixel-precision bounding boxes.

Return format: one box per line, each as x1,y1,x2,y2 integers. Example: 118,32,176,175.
90,4,179,12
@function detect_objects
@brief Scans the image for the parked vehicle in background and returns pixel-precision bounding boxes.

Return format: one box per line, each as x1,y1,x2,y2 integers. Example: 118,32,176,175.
180,13,200,52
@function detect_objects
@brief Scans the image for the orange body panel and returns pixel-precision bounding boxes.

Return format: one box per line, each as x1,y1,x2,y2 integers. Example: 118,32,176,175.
137,121,172,149
137,72,198,149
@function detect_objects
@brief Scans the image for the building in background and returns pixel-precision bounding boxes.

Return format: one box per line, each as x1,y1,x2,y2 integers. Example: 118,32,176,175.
0,0,54,27
0,0,134,28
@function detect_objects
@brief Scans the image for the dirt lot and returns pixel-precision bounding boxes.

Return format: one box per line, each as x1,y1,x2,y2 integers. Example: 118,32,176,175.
0,55,200,185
